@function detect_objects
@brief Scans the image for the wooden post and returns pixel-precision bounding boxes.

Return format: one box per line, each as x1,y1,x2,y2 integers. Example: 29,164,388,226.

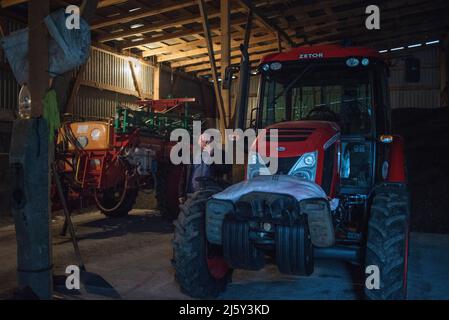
197,0,226,133
237,0,295,48
221,0,231,128
277,31,282,52
29,0,49,118
153,64,160,99
9,0,52,299
129,60,143,99
66,64,87,113
231,9,252,124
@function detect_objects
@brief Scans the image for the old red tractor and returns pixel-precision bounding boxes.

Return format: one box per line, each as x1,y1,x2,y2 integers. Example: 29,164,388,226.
173,45,410,300
55,98,196,219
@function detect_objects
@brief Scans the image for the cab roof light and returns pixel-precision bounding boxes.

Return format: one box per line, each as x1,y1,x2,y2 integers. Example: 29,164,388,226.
425,40,440,45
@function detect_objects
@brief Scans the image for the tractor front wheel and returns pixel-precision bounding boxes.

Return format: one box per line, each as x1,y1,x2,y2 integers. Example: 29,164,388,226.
173,188,232,298
365,187,410,300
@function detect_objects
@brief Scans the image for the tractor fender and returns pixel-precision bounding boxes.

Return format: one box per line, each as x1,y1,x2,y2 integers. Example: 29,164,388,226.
387,135,406,183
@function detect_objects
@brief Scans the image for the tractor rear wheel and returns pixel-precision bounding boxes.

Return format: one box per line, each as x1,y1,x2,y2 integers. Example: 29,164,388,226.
365,188,410,300
173,188,232,299
95,187,138,217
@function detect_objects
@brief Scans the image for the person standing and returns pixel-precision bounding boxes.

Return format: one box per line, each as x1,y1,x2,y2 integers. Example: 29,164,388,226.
178,132,215,204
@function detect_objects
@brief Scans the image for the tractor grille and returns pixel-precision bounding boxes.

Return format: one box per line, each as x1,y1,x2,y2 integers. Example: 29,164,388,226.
265,128,315,142
276,156,299,175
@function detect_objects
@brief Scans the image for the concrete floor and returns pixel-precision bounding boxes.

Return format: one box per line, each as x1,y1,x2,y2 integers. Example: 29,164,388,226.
0,209,448,300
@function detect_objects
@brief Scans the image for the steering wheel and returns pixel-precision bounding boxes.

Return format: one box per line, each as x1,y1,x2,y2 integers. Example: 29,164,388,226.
306,106,339,122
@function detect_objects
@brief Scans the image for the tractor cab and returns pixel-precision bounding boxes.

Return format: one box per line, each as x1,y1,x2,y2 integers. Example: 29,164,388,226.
250,45,391,195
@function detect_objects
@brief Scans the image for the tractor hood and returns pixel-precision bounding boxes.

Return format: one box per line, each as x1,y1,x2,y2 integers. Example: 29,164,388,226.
213,175,327,202
212,175,339,211
255,120,341,157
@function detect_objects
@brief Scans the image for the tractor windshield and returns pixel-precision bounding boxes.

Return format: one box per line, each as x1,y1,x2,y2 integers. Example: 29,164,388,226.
258,63,373,134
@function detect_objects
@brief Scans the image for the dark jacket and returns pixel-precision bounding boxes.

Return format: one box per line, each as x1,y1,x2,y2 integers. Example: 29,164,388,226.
178,164,191,199
177,148,231,198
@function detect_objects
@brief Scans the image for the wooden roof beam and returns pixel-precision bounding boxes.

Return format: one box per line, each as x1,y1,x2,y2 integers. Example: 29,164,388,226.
184,50,277,73
119,16,248,50
91,0,212,30
156,33,276,62
1,0,125,8
196,61,260,77
98,5,245,42
171,43,278,68
236,0,295,48
141,27,271,57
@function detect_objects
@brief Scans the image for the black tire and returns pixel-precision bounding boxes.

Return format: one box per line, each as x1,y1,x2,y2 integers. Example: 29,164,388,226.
276,222,314,276
365,189,410,300
173,188,232,299
95,187,138,217
222,217,265,270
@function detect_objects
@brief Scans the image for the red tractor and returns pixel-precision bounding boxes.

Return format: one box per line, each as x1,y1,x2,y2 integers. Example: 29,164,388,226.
55,98,196,219
173,45,410,300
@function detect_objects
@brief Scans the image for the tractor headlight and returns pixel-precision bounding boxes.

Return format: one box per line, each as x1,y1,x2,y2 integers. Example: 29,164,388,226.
270,62,282,71
261,64,270,72
91,128,101,140
247,151,271,179
288,151,318,182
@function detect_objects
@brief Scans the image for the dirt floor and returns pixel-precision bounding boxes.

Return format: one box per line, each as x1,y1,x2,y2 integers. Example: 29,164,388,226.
0,209,448,300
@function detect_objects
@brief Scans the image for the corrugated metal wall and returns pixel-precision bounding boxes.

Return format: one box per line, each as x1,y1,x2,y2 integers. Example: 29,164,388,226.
0,70,19,114
388,46,441,109
83,48,153,97
73,86,138,119
160,67,216,117
1,22,155,119
72,47,154,118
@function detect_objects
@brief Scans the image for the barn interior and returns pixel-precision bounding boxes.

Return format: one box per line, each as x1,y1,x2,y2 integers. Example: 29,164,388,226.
0,0,448,301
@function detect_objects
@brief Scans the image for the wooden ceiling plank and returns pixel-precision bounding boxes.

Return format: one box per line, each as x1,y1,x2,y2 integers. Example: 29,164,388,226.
237,0,295,47
171,42,278,68
141,27,271,57
185,50,277,73
1,0,126,8
91,0,209,30
120,16,248,50
98,6,244,42
156,33,276,62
